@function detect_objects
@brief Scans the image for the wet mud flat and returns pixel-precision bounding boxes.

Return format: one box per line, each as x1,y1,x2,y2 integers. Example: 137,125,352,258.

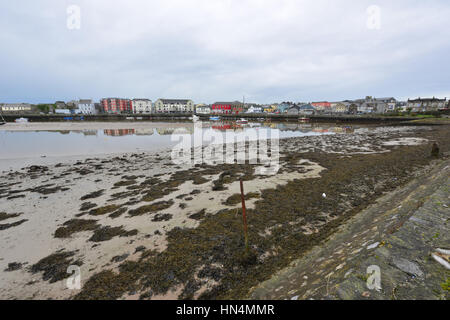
0,124,448,300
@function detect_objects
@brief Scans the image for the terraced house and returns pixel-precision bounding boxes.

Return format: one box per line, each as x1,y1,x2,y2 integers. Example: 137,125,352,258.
131,98,152,114
154,99,194,113
330,102,349,113
0,103,34,113
101,98,132,114
407,97,447,112
75,99,96,114
311,101,331,113
211,101,243,114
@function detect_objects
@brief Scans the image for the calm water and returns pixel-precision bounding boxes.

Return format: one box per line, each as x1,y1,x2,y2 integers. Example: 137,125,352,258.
0,122,352,170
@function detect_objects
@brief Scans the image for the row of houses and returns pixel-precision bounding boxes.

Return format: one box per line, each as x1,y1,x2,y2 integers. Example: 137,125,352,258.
274,96,448,115
100,98,195,114
1,96,448,116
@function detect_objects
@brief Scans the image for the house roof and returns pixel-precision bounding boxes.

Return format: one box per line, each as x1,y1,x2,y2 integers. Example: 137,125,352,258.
159,99,192,104
408,97,446,102
299,104,315,110
79,99,93,104
212,101,242,106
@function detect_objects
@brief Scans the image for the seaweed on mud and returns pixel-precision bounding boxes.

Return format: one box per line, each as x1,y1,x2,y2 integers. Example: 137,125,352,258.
4,262,23,272
27,165,48,173
0,219,28,231
7,194,26,200
109,190,135,201
140,180,183,202
134,246,146,253
108,207,128,219
111,254,129,263
210,166,256,191
31,251,82,283
188,209,206,220
192,176,209,185
54,219,100,238
30,184,70,195
223,192,260,206
113,180,137,188
89,204,120,216
152,213,173,222
128,200,174,217
0,212,22,222
179,279,202,300
72,126,450,300
88,226,138,242
76,168,94,175
80,202,97,211
80,189,105,200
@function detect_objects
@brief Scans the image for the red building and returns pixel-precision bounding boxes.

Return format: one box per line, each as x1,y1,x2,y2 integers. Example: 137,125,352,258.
101,98,132,114
211,101,243,114
311,101,331,111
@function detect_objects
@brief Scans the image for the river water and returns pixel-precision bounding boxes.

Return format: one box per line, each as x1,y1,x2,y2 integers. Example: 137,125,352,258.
0,121,353,171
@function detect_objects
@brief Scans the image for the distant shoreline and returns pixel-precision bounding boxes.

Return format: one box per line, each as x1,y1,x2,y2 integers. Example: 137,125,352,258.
0,113,432,124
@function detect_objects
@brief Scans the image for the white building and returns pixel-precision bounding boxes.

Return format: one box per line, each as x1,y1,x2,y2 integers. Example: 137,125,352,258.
407,97,447,112
195,105,211,114
55,109,72,115
75,99,97,114
246,106,263,113
132,99,153,114
0,103,33,113
155,99,195,113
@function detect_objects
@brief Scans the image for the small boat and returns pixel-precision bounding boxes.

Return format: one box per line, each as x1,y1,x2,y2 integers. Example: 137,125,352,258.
190,115,200,122
299,117,310,122
209,116,220,121
236,118,248,124
15,117,29,123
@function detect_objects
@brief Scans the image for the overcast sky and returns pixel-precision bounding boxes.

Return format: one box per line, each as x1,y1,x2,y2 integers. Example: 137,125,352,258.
1,0,449,104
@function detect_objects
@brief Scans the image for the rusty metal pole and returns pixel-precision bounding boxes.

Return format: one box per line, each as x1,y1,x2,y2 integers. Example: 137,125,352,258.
240,179,249,252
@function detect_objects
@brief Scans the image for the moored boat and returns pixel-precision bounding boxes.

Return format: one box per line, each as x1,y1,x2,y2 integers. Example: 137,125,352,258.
14,117,29,123
236,118,248,124
209,116,220,121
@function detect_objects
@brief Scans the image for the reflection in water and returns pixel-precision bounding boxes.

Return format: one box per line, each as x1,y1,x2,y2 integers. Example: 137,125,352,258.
104,129,136,136
0,122,357,162
32,123,354,137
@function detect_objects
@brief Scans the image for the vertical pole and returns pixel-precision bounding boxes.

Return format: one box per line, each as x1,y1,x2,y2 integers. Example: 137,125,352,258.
240,179,249,252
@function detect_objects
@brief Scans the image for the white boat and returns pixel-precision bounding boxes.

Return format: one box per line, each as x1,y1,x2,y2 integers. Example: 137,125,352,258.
15,117,29,123
236,118,248,124
190,115,200,122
